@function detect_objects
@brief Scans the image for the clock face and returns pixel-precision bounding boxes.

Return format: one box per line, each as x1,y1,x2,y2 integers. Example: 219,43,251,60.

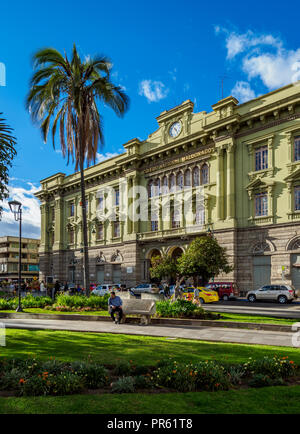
169,121,182,138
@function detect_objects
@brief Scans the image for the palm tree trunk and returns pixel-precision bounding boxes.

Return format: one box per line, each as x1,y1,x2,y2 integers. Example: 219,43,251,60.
79,147,90,297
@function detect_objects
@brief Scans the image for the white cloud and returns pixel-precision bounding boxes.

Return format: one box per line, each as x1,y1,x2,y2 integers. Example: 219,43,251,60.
216,27,300,97
138,80,169,103
96,151,122,163
242,49,300,89
0,181,41,238
231,81,256,103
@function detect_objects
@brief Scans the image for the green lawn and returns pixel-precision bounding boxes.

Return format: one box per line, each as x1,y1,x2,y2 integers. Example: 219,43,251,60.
1,328,300,366
1,386,300,414
212,312,297,326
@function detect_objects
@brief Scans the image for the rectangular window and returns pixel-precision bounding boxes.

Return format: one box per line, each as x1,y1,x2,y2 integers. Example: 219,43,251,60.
255,193,268,216
69,229,74,244
97,224,103,239
151,221,158,231
97,196,104,211
114,221,120,238
255,146,268,171
70,203,75,217
115,190,120,206
295,186,300,211
294,136,300,161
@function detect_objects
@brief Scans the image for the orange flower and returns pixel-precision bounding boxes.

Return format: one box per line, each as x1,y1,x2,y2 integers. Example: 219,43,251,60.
290,361,294,364
19,378,25,384
190,371,193,376
172,370,177,374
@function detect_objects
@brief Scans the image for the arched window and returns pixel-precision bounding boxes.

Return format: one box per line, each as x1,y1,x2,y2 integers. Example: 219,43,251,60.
195,208,205,225
148,180,153,198
201,164,209,185
177,172,183,190
184,169,191,187
156,178,161,196
162,176,168,195
172,208,181,228
193,167,200,187
170,174,175,193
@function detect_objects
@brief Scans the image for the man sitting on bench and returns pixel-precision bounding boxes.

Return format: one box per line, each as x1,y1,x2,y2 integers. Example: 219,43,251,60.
108,291,123,324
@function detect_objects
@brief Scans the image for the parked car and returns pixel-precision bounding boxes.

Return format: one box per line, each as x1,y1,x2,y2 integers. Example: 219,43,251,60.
92,284,121,296
205,282,240,301
182,287,219,304
246,284,297,304
130,283,160,295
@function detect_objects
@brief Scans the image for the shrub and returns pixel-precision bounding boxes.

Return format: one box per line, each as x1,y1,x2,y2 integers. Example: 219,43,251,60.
243,356,297,379
0,295,53,310
0,368,28,391
134,375,153,389
70,361,109,389
155,299,214,319
111,376,135,393
55,294,109,310
248,374,286,388
153,360,231,392
18,372,84,396
113,361,132,376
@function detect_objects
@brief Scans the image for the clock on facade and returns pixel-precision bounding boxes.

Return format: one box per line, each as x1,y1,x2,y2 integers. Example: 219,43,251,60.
169,121,182,138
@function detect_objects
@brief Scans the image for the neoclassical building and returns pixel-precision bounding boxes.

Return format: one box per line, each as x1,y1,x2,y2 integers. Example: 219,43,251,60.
36,81,300,292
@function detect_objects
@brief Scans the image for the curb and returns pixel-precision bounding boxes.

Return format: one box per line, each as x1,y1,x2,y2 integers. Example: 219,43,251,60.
0,312,293,332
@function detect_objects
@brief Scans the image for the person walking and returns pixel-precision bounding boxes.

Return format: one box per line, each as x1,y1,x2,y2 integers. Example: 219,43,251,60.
164,283,170,299
40,280,46,295
63,281,69,293
53,280,60,299
108,291,123,324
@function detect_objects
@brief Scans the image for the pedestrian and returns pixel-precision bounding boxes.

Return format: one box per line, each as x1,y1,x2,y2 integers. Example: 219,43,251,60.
76,284,81,294
53,280,60,299
40,280,46,295
194,286,200,305
63,281,69,293
108,291,123,324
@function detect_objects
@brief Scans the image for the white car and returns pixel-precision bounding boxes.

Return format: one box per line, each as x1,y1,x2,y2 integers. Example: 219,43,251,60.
92,284,121,296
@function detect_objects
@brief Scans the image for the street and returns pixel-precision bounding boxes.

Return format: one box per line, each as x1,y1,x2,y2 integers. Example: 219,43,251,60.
204,298,300,319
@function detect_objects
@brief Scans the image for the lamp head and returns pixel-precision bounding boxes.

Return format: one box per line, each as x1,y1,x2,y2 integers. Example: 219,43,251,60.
8,200,22,220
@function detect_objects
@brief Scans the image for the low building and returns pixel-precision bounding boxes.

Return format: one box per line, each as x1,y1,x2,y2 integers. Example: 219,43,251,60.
0,236,40,282
36,81,300,292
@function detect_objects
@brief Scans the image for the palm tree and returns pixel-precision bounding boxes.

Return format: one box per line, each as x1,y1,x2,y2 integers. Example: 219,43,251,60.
0,113,17,218
26,45,129,296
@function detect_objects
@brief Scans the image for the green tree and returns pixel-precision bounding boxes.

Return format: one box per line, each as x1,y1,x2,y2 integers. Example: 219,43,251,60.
26,45,129,295
0,114,17,218
177,236,232,286
149,254,178,283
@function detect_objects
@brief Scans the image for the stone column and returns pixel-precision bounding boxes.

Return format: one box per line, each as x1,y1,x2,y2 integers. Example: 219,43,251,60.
126,177,133,234
226,142,235,220
53,196,64,251
216,147,224,220
40,202,47,252
132,174,140,234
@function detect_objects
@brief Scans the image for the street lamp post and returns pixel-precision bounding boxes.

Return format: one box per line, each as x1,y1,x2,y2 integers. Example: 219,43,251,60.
8,200,23,312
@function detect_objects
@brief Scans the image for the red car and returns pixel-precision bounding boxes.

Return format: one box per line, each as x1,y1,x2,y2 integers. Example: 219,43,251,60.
205,282,240,301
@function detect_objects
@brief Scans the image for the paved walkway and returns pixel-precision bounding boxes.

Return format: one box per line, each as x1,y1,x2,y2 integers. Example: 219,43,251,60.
1,317,298,347
204,302,300,319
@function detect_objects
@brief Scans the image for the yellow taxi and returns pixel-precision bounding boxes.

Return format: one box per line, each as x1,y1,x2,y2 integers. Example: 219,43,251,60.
182,286,219,304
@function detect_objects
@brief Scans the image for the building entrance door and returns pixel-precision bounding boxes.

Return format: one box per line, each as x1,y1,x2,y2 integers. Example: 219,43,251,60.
68,267,75,283
96,265,104,285
253,255,271,290
112,264,121,284
291,254,300,292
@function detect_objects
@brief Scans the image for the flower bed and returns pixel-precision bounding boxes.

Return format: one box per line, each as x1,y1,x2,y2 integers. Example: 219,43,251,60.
155,299,219,319
0,295,53,310
0,356,298,397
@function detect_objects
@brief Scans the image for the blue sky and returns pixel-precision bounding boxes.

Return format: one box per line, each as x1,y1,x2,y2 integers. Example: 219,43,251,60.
1,0,300,238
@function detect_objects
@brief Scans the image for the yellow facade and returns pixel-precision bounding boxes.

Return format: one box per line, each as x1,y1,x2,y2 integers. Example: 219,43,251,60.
36,82,300,292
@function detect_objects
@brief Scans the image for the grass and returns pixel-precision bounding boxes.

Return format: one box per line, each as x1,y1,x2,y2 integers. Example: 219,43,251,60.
0,308,110,316
1,328,300,366
213,312,297,326
1,386,300,413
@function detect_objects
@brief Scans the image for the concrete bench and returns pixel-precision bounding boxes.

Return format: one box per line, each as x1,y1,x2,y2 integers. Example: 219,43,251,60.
115,299,156,325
